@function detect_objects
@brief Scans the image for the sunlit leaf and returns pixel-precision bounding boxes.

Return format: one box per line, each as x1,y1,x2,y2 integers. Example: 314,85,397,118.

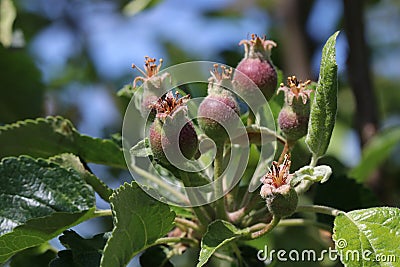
123,0,163,16
0,156,96,262
333,207,400,266
0,116,125,168
0,0,16,47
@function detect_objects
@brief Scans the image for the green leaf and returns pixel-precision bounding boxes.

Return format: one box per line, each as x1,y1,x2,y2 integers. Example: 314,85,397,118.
10,243,57,267
50,230,110,267
0,210,96,263
0,47,45,123
0,156,96,262
197,220,248,267
117,83,135,99
48,153,113,202
100,182,175,267
169,206,194,219
130,138,153,157
306,31,339,160
350,127,400,182
291,165,332,187
0,156,95,236
0,116,125,168
333,207,400,266
0,0,16,47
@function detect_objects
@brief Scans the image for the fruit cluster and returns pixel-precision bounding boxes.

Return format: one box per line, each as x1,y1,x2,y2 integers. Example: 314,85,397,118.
131,34,314,215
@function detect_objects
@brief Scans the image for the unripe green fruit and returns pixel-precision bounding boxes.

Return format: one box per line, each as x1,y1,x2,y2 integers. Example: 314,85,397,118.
266,186,298,218
198,94,239,143
149,118,198,165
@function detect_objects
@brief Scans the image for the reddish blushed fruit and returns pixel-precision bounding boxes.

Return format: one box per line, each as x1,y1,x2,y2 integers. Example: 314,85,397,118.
149,118,198,165
141,94,158,119
148,92,198,165
278,105,309,142
233,34,278,102
198,65,240,143
277,76,313,142
198,94,239,143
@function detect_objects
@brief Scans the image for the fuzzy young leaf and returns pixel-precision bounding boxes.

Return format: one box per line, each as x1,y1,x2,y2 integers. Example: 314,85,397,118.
130,138,153,157
333,207,400,266
291,165,332,187
292,165,332,195
350,127,400,182
100,182,175,267
306,31,339,160
197,220,248,267
0,117,125,168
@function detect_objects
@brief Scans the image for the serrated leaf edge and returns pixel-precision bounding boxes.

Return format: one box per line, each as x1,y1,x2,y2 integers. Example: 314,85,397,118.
333,207,400,265
197,220,249,267
0,116,125,168
100,182,176,267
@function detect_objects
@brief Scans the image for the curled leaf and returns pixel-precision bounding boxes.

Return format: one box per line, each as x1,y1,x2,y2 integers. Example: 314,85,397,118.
291,165,332,194
129,138,153,157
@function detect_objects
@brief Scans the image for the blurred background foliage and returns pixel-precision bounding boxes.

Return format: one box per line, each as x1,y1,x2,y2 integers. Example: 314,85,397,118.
1,0,400,266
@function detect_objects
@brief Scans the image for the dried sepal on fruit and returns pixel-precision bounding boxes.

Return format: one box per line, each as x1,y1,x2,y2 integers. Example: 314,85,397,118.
150,91,190,121
260,154,298,218
278,76,313,142
132,56,170,90
233,34,278,102
132,56,171,118
277,76,313,105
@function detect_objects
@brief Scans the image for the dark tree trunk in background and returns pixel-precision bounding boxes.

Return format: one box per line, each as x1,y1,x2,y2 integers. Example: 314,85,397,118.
275,0,315,81
343,0,378,146
343,0,389,202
